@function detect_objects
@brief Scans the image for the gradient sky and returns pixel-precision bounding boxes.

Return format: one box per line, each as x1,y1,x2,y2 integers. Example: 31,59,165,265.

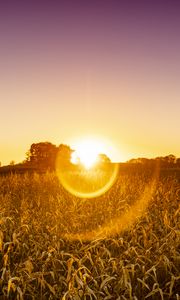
0,1,180,165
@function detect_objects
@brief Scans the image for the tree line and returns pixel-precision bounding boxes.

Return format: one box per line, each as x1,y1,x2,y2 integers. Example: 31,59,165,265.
0,142,179,170
25,142,73,171
24,142,110,171
127,154,180,167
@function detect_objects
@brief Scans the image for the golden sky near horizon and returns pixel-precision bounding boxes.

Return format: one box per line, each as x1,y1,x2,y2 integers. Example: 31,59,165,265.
0,2,180,166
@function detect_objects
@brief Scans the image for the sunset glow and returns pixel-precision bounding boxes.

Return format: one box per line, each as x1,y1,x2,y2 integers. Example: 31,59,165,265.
71,150,98,169
0,1,180,165
56,137,119,198
0,3,179,298
71,139,104,168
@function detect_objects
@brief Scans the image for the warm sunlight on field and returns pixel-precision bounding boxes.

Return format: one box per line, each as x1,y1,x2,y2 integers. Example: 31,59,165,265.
0,169,179,298
1,1,180,299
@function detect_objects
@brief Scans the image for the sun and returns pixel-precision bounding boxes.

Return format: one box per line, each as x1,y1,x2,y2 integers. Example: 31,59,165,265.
56,136,119,198
71,139,104,169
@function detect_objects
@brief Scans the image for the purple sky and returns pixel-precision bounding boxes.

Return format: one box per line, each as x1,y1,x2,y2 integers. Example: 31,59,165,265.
0,1,180,164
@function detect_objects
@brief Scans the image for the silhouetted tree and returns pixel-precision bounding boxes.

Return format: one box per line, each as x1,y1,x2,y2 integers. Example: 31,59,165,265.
26,142,74,171
176,158,180,166
58,144,73,160
164,154,176,164
56,144,74,168
27,142,58,170
127,158,144,164
127,155,178,168
154,155,176,167
98,153,111,163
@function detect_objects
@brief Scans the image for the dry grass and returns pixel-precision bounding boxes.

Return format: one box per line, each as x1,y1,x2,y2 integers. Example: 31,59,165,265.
0,171,179,299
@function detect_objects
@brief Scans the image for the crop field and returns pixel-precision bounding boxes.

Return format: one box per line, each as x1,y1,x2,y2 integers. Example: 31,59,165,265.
0,170,179,299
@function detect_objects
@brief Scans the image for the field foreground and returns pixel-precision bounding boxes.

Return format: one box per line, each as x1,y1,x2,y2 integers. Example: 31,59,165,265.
0,170,179,299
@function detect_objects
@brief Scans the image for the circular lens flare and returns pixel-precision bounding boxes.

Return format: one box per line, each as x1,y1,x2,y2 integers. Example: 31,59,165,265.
57,163,160,241
56,138,119,198
55,137,160,241
56,160,119,199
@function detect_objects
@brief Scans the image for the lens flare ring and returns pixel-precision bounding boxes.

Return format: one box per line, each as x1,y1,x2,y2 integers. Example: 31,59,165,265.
56,156,119,199
56,140,160,242
64,166,159,241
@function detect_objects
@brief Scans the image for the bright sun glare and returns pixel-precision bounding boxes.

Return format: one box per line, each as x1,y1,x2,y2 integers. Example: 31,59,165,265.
71,139,103,169
57,137,119,198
